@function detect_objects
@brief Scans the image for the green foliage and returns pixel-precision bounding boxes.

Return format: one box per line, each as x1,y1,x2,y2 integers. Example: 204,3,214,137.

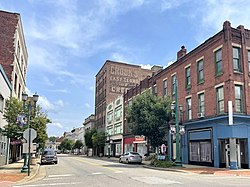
3,97,50,149
3,97,24,139
60,138,74,150
84,128,96,148
73,140,83,149
126,91,172,148
92,131,106,149
150,154,175,168
49,136,57,143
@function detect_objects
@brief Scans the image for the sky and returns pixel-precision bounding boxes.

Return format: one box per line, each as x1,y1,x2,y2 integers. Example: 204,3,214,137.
1,0,250,137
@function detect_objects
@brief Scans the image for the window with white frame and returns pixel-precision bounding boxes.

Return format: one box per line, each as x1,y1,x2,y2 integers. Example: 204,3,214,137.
114,106,122,121
198,93,205,114
114,123,122,134
216,86,224,114
0,95,4,112
186,97,192,120
197,59,204,83
172,74,176,96
152,83,157,95
107,111,113,124
163,79,167,96
248,50,250,74
186,66,191,88
107,126,113,135
215,48,222,75
235,85,243,113
233,47,241,72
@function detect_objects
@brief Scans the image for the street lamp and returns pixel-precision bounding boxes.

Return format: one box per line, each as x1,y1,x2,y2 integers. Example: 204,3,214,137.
170,80,185,167
21,92,39,176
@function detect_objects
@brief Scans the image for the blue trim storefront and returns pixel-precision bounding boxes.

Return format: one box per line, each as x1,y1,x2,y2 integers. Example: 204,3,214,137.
182,115,250,169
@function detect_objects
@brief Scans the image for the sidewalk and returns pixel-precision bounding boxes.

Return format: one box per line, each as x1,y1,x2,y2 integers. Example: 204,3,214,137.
87,155,250,177
0,158,40,186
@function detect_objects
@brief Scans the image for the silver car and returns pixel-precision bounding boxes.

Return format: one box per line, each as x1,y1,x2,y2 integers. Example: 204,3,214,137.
119,152,142,164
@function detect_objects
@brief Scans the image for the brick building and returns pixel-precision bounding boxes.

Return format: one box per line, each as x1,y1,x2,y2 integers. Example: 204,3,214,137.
0,10,28,100
124,21,250,169
95,60,159,131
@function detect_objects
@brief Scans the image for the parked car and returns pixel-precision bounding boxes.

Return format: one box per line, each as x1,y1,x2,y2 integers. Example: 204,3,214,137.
41,149,58,165
119,152,142,164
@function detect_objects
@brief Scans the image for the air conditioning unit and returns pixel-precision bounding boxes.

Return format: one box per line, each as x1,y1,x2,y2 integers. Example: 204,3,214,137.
197,113,205,118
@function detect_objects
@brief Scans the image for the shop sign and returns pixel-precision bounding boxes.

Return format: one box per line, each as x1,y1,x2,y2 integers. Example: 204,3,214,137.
135,135,145,141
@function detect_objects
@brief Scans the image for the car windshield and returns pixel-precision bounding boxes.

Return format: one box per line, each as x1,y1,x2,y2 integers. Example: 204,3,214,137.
43,150,55,155
130,152,140,155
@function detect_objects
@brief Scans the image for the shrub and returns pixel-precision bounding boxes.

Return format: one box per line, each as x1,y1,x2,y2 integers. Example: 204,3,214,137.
150,154,175,168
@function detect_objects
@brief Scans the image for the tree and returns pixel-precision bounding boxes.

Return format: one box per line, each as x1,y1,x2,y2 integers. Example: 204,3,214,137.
49,136,57,143
3,97,50,149
92,131,106,156
84,128,96,148
73,140,83,149
60,138,74,151
126,91,172,149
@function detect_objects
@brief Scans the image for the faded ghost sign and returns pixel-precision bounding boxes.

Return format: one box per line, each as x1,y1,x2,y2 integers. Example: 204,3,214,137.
109,65,139,94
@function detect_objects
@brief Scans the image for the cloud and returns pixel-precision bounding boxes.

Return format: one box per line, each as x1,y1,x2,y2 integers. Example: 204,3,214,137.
85,103,91,109
37,96,65,113
140,64,152,70
192,0,250,42
160,0,188,12
47,122,64,129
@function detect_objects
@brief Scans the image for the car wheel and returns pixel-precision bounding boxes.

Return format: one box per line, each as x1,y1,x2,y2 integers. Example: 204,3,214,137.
126,159,129,164
119,158,122,163
54,161,58,164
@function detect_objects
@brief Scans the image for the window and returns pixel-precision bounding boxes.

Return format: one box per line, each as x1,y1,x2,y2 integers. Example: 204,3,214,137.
198,93,205,114
197,59,204,83
248,50,250,74
216,86,224,114
107,126,113,135
186,97,192,120
152,83,157,95
0,95,4,112
107,111,113,124
163,79,167,96
17,41,20,60
235,85,243,113
172,74,176,96
14,74,17,93
215,49,222,75
186,66,191,88
233,47,241,72
114,106,122,121
114,123,122,134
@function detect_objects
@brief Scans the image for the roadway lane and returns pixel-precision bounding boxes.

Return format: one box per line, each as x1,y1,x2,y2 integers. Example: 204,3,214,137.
13,154,250,187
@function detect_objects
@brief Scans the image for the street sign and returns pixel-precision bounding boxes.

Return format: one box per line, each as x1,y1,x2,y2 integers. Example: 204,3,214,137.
23,143,37,153
17,114,27,126
23,128,37,141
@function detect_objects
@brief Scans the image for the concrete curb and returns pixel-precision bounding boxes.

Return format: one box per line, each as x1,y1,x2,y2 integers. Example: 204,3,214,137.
17,162,40,184
142,165,189,173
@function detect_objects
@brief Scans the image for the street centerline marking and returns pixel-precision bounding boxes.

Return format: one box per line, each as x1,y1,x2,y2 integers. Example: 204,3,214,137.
72,157,122,172
48,174,74,178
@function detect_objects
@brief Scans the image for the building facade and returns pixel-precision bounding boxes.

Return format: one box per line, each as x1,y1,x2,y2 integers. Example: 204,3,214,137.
95,60,155,131
124,21,250,169
0,64,12,166
0,10,28,100
105,95,124,157
83,114,95,131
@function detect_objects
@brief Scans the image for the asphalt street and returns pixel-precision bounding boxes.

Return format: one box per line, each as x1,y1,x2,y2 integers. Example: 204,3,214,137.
12,154,250,187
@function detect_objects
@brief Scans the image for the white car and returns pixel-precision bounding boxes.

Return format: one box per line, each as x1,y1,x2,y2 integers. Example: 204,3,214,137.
119,152,142,164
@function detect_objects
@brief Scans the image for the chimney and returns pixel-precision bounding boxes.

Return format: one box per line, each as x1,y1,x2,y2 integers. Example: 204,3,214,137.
177,46,186,60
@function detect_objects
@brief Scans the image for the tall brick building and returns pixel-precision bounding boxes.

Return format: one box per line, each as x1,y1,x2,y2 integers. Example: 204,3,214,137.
95,60,159,131
124,21,250,169
0,10,28,100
